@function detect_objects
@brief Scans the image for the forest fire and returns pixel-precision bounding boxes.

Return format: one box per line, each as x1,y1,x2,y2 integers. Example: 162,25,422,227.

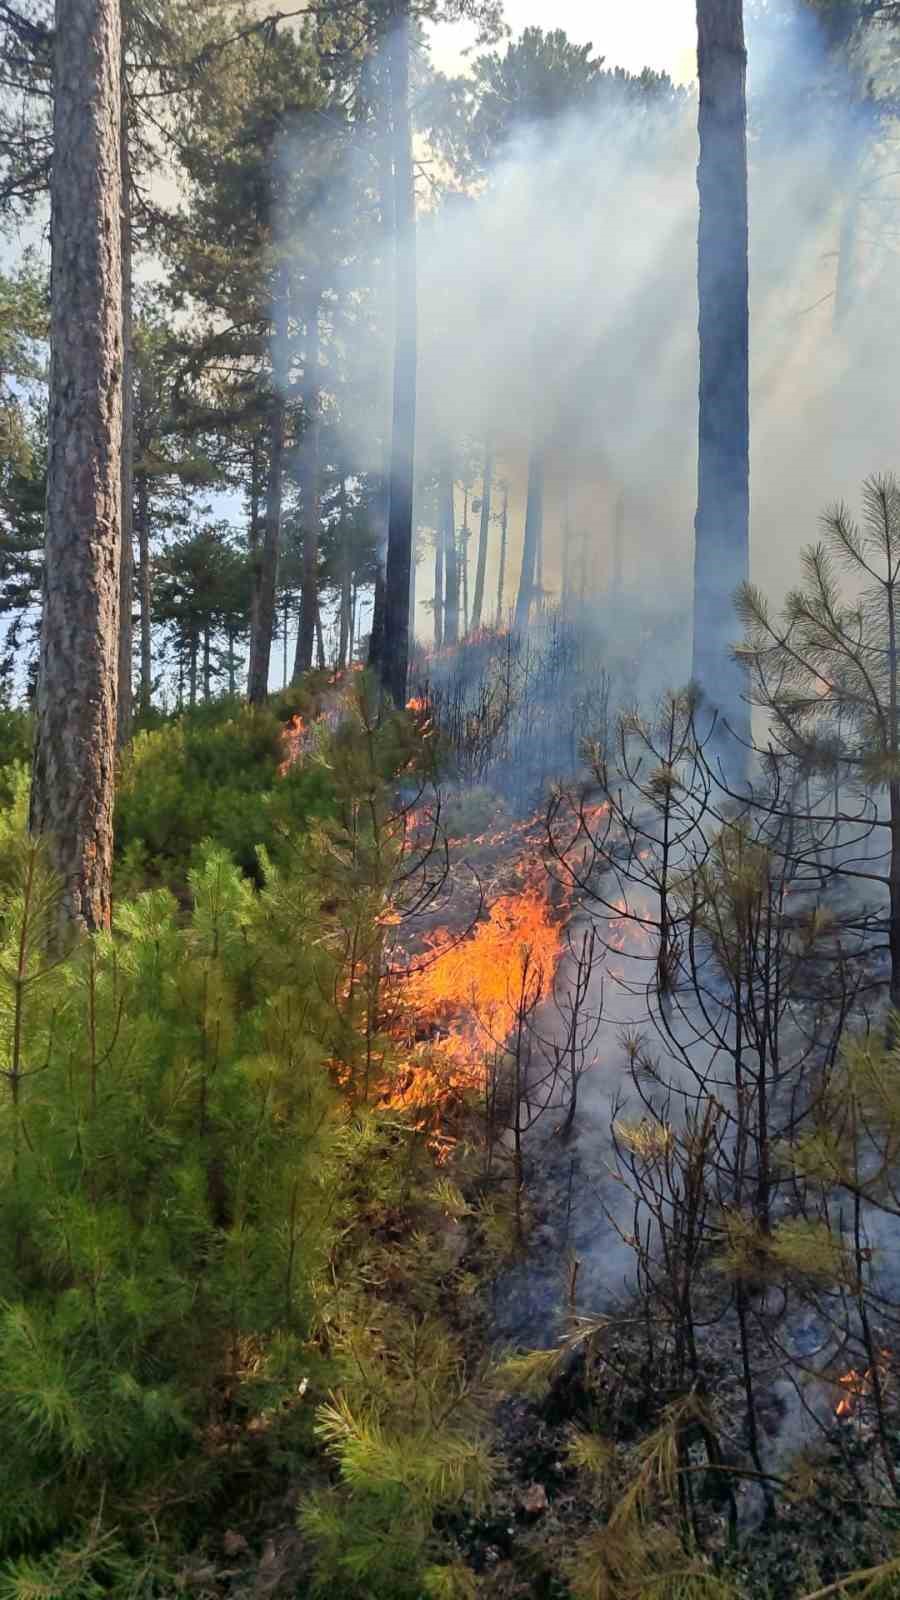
277,712,307,776
406,871,563,1077
834,1352,891,1420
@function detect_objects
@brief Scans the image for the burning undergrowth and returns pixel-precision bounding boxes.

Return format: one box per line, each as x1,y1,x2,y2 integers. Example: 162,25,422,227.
272,665,900,1598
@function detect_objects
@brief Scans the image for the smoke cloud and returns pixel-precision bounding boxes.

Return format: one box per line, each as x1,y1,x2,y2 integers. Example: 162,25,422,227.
407,3,900,643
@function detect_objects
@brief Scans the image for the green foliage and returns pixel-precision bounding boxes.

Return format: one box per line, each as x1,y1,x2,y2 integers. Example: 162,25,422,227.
114,699,335,891
0,823,349,1589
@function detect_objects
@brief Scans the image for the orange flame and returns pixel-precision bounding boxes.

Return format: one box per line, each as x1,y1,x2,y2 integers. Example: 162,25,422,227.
834,1350,891,1419
409,875,562,1063
277,712,307,776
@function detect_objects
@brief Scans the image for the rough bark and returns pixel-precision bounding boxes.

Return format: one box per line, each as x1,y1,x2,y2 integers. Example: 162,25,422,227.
293,291,322,680
365,40,394,680
247,266,289,704
378,0,417,705
693,0,750,754
442,466,459,646
514,448,544,630
136,469,151,713
116,59,133,745
247,432,262,658
30,0,123,936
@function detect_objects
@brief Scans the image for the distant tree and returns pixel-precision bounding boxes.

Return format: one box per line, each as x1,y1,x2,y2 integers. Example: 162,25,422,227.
693,0,750,769
154,524,249,705
30,0,123,935
378,1,417,706
470,440,492,632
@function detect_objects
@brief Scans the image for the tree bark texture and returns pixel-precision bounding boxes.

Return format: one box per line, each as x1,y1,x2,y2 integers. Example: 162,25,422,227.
116,63,133,745
136,469,151,713
294,291,322,680
692,0,750,750
515,448,544,630
379,0,417,705
30,0,123,936
365,40,394,679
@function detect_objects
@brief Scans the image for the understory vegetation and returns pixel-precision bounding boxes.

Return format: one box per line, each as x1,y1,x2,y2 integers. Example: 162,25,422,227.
2,574,900,1597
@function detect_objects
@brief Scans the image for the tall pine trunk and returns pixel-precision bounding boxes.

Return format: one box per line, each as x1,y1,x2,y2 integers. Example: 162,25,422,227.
366,41,395,677
693,0,750,754
117,57,133,746
471,445,492,632
378,0,417,704
514,449,544,630
294,290,321,680
31,0,123,935
442,466,459,646
247,432,262,660
561,481,571,611
433,485,444,646
247,265,289,704
496,482,508,623
338,477,352,668
461,486,469,635
136,470,151,713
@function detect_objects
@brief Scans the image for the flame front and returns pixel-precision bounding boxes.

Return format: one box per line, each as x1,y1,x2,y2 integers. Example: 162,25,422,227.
407,874,563,1071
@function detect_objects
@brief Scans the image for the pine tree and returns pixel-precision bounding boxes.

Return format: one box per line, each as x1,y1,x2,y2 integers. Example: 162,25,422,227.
693,0,750,769
30,0,123,936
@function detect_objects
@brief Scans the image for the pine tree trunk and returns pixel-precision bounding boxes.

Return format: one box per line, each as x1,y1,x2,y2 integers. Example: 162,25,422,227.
189,633,198,707
365,42,394,679
693,0,750,753
461,487,470,635
315,604,325,670
30,0,123,936
116,60,133,746
294,290,322,680
471,444,492,631
338,477,351,668
136,470,151,713
561,481,571,611
247,266,289,705
378,0,417,704
515,449,544,629
442,467,459,645
496,483,508,624
433,510,444,648
247,432,262,651
203,626,211,699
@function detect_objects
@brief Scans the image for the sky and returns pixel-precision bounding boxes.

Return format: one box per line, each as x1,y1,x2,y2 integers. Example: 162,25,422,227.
430,0,699,83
